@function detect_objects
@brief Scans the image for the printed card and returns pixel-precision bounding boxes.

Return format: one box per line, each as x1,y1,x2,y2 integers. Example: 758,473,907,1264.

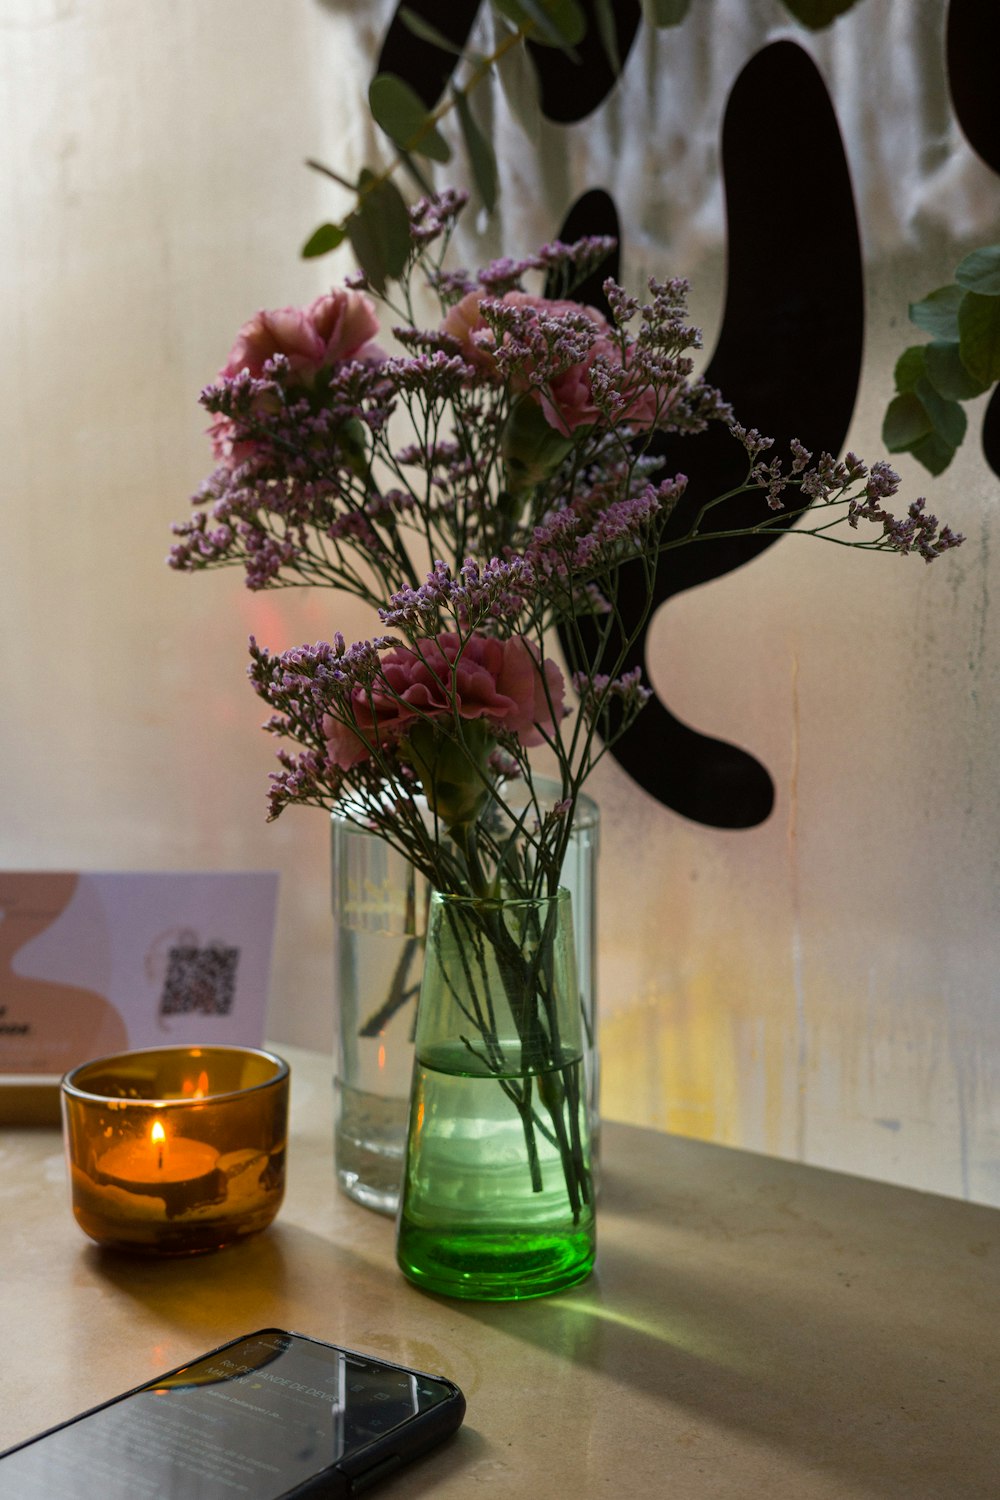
0,872,279,1103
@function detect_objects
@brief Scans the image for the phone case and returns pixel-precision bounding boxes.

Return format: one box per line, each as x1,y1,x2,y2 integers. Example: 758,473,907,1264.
0,1328,466,1500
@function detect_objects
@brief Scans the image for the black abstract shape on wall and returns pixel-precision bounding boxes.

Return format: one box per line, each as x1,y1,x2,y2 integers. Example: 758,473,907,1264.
567,41,864,828
946,0,1000,176
527,1,643,123
377,1,481,109
982,387,1000,475
946,0,1000,480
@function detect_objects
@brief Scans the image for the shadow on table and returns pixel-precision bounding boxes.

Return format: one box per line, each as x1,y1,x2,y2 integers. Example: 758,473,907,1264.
78,1217,390,1333
78,1221,480,1499
438,1196,998,1498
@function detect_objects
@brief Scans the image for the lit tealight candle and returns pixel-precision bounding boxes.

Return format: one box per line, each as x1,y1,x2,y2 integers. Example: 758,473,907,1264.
96,1118,224,1218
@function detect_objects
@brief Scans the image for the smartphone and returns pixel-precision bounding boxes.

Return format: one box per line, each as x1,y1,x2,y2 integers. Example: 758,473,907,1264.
0,1328,465,1499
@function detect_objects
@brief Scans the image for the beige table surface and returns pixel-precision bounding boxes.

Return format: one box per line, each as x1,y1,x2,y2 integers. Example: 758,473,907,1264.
0,1044,997,1500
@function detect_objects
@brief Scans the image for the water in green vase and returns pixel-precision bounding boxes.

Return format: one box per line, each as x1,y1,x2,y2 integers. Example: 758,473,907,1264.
395,888,595,1301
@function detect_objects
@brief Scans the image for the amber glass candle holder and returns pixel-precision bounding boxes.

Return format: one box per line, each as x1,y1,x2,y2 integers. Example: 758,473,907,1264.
61,1045,289,1255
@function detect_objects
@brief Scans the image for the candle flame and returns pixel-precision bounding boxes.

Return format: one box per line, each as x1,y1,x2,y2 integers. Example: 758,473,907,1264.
195,1069,209,1098
151,1119,166,1170
377,1044,386,1072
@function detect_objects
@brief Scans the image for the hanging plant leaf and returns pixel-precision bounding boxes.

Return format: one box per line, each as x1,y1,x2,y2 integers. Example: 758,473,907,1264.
301,222,347,260
882,391,932,451
954,244,1000,297
907,430,956,476
453,88,498,212
778,0,863,27
893,345,928,393
909,283,964,341
348,172,411,292
493,0,586,50
592,0,621,73
398,6,466,55
369,73,452,162
958,290,1000,385
641,0,692,23
496,32,542,135
915,376,967,449
398,150,435,196
924,340,990,401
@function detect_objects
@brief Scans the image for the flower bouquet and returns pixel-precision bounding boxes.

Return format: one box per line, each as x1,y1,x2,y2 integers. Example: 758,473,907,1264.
171,191,961,1297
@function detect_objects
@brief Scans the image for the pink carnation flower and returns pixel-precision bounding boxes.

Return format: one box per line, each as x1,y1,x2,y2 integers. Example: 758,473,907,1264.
211,289,382,465
220,288,381,381
443,290,658,437
323,632,566,770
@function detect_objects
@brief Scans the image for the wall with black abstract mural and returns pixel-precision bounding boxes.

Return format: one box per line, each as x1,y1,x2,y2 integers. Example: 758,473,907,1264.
357,0,1000,1201
1,0,997,1203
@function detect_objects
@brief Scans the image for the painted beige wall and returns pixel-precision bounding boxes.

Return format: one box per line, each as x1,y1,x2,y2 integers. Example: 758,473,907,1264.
2,0,997,1202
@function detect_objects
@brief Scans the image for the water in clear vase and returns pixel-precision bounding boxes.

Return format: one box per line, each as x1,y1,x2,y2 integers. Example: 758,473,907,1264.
396,888,595,1301
331,811,427,1214
332,782,599,1217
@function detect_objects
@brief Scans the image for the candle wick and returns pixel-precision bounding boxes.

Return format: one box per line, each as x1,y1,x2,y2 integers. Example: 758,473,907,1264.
157,1144,164,1170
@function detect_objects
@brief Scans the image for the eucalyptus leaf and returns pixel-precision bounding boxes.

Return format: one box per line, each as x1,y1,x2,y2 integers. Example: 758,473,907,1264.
778,0,862,27
398,6,466,55
915,376,967,449
893,345,927,394
958,290,1000,385
909,284,964,341
453,88,498,213
492,0,585,49
641,0,692,22
369,73,452,163
924,341,990,401
954,244,1000,297
398,150,434,196
593,0,621,72
908,430,956,477
496,32,542,135
301,222,347,260
883,391,932,451
348,172,411,292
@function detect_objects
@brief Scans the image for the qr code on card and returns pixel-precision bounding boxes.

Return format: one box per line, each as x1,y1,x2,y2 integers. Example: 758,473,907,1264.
159,944,240,1017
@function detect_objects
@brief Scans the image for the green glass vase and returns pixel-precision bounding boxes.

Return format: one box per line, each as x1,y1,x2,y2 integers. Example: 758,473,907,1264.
395,887,595,1301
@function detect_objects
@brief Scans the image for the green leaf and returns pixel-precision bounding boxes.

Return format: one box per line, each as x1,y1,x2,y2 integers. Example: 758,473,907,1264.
301,222,347,260
924,341,990,401
958,290,1000,385
453,88,498,213
398,6,465,55
496,34,541,135
641,0,692,23
593,0,621,72
908,430,956,477
492,0,586,49
882,391,932,451
893,345,927,393
398,150,434,196
915,376,967,449
909,284,964,341
955,244,1000,297
778,0,862,27
348,172,411,292
368,73,451,163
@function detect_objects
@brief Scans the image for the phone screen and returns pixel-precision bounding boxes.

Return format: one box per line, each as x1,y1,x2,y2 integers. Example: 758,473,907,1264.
0,1331,461,1500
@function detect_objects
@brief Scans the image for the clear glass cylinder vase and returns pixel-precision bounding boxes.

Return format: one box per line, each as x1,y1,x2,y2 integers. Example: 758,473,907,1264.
395,887,595,1300
331,781,599,1217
